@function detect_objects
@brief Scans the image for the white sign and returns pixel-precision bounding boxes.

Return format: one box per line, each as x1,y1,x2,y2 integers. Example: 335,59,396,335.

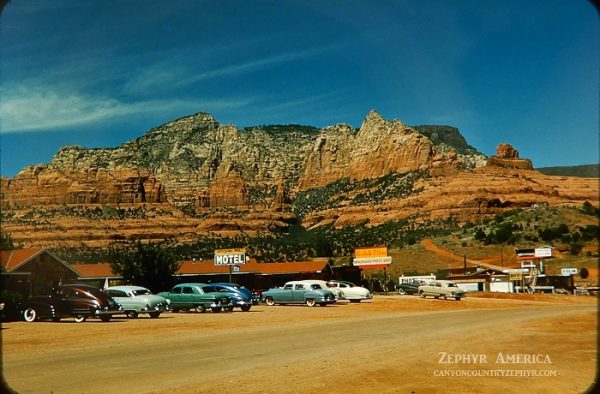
214,248,247,266
534,247,552,258
353,256,392,266
399,274,435,284
561,268,578,276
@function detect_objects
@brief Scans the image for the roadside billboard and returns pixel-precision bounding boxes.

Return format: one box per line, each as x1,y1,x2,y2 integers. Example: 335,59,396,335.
353,246,391,267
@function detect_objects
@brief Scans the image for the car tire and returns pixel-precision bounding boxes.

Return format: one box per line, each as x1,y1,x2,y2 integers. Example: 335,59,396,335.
306,298,316,307
23,308,37,322
350,299,361,303
224,306,234,312
419,291,425,298
439,294,447,300
149,312,160,318
52,316,61,322
74,314,87,323
100,315,111,322
172,308,180,313
195,305,206,313
240,304,251,312
398,289,407,295
265,297,275,306
212,307,222,313
127,311,139,319
455,297,461,301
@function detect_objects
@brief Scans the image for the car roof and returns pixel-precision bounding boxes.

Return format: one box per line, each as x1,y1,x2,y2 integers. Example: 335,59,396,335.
107,285,149,291
174,283,211,287
59,284,102,291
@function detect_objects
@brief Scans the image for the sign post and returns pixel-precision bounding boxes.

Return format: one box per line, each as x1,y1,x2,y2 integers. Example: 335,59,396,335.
214,248,247,283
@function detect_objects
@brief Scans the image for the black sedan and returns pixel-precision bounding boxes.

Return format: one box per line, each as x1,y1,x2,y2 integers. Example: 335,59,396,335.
397,282,421,295
19,284,122,323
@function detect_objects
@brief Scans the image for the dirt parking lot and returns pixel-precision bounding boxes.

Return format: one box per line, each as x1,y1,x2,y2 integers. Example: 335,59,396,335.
2,293,597,394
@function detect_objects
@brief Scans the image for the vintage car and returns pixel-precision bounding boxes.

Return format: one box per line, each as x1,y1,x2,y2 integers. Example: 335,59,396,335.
19,284,122,322
326,280,372,302
157,283,232,313
418,280,465,300
262,281,337,307
300,280,345,300
105,285,171,318
397,281,422,295
211,282,253,312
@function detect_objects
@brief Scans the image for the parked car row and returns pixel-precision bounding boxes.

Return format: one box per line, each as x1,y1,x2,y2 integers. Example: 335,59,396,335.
10,279,373,323
261,280,372,307
14,281,257,323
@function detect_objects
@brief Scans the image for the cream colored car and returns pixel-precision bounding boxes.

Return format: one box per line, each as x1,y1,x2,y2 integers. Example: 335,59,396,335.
418,280,465,300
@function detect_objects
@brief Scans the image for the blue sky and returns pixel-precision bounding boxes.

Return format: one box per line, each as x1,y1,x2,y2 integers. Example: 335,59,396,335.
1,0,598,177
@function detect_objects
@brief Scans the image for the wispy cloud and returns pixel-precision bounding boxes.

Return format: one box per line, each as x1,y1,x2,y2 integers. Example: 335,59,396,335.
0,85,255,133
125,46,331,95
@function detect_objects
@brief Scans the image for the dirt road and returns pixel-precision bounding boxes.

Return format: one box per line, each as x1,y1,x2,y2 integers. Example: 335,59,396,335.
2,295,597,394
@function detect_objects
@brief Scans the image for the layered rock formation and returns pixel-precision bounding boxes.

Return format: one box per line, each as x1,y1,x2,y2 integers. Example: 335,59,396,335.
1,110,597,248
1,110,478,209
487,143,533,170
1,166,165,206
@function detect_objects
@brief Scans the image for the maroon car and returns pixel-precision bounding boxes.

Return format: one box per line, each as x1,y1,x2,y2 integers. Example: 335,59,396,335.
19,284,122,323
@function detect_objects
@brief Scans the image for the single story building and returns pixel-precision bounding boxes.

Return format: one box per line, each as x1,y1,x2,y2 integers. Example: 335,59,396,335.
71,258,335,292
1,248,80,297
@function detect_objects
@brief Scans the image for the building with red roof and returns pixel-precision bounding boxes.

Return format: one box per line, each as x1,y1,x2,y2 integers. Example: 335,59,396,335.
1,248,80,296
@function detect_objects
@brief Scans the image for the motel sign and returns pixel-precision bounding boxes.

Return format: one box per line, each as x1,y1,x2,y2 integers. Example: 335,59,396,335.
214,248,247,266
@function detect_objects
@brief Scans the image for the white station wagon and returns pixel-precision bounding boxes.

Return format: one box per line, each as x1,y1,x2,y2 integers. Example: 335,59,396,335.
417,280,465,301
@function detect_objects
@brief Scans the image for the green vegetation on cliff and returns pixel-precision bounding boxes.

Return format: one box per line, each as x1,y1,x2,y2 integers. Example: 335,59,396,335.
536,164,599,178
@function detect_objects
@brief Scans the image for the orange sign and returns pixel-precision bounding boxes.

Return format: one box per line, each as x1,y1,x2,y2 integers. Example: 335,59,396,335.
354,246,388,259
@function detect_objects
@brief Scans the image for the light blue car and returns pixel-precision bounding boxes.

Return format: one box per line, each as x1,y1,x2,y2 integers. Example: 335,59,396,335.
261,281,337,307
105,285,171,318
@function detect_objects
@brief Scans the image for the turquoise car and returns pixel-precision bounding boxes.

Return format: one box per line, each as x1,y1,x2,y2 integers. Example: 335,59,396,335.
262,281,337,307
157,283,232,313
105,285,170,318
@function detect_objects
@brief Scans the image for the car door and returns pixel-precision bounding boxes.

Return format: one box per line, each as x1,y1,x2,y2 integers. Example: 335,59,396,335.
168,286,183,308
278,284,294,303
293,284,307,303
50,287,71,316
181,286,195,307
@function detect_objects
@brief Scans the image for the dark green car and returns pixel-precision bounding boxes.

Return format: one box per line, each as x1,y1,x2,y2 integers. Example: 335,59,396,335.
157,283,232,313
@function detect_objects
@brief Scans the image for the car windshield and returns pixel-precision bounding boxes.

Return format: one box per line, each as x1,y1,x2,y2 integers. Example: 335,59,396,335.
202,286,216,293
310,284,322,290
132,289,152,296
447,283,458,287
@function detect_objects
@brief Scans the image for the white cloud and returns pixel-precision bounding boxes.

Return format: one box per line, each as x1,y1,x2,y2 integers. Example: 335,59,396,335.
0,85,255,133
125,46,331,95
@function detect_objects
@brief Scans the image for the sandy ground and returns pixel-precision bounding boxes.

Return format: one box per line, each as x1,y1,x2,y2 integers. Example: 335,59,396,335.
1,293,597,394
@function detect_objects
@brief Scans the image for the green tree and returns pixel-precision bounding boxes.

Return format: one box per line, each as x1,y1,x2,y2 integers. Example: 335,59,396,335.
108,240,181,293
0,229,15,251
